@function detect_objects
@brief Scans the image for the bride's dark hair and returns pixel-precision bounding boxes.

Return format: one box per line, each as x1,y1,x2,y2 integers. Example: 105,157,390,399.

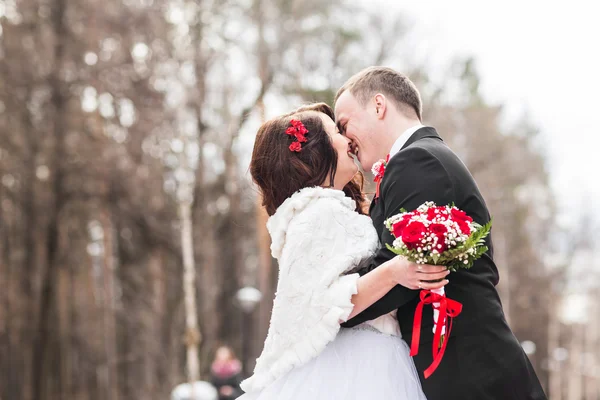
250,102,367,216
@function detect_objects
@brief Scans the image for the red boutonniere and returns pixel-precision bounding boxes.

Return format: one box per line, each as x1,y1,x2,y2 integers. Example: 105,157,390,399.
372,154,390,199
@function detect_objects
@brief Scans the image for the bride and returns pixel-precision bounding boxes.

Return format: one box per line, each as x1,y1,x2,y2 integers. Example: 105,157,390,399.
239,103,448,399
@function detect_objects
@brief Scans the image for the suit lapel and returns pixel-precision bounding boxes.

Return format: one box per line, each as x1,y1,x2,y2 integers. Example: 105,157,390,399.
401,126,443,151
369,126,443,236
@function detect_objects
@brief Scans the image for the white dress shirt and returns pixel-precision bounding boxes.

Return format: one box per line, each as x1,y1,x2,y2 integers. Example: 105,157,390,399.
388,124,424,160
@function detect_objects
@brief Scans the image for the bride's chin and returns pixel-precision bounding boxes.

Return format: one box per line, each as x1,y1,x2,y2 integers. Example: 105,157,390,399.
344,167,360,184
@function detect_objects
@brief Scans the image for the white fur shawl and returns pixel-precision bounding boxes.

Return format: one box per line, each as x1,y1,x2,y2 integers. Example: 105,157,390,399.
241,187,398,393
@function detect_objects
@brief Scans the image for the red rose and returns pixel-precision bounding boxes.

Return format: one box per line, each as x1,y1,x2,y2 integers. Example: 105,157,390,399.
392,215,412,238
289,141,302,152
430,223,447,236
437,206,450,219
285,126,297,136
457,220,471,235
427,208,437,221
401,221,426,250
429,223,448,252
451,208,473,224
435,234,447,252
427,207,448,221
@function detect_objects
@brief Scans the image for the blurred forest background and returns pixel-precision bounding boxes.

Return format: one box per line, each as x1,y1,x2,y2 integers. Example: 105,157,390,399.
0,0,598,399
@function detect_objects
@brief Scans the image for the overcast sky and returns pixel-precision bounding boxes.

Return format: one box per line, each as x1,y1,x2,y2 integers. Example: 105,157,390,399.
374,0,599,218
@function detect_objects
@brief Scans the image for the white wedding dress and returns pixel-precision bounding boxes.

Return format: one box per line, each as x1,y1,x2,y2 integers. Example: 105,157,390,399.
239,187,426,400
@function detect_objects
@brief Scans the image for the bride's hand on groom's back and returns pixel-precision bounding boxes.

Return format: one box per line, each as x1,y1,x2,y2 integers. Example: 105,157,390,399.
388,256,449,290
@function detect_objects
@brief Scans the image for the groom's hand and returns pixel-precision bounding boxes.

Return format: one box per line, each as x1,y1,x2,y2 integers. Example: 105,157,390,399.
388,256,449,290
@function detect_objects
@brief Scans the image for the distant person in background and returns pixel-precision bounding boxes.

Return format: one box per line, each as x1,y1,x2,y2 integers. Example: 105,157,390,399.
210,346,243,400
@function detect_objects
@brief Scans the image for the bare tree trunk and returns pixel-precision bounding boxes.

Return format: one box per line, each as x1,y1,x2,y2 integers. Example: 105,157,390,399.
567,323,584,400
180,201,201,385
101,210,119,400
548,297,562,400
189,9,220,374
584,290,599,400
256,194,271,341
254,0,274,353
20,96,38,400
255,123,273,355
33,0,68,397
0,180,17,399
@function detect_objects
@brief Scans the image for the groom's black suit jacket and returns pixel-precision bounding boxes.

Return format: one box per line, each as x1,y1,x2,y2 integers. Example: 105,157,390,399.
342,127,546,400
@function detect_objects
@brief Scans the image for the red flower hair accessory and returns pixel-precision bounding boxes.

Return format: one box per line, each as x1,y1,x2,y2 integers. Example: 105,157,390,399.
286,119,309,152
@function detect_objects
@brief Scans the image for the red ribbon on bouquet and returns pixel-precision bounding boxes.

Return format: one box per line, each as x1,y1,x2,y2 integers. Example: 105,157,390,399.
410,290,463,379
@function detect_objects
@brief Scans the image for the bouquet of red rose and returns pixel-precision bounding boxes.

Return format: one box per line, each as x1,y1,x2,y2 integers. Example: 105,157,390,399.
385,201,492,378
385,201,491,271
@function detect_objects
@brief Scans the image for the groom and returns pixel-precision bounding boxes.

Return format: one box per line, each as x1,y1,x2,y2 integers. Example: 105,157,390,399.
335,67,547,400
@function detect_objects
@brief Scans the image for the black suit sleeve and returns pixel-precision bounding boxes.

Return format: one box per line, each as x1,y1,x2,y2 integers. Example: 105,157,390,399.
342,145,455,327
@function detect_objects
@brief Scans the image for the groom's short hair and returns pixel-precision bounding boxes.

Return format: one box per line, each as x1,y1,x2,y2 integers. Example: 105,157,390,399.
335,67,422,121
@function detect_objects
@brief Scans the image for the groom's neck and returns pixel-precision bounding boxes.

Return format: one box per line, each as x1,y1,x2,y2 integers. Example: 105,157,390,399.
381,113,422,152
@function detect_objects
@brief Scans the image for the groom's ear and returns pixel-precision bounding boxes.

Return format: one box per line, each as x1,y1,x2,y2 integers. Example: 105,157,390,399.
373,93,386,120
